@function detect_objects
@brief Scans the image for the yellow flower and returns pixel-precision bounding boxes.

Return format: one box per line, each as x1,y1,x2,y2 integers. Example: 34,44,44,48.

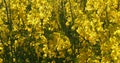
13,58,16,62
114,30,120,36
0,19,3,25
43,54,47,58
67,49,72,54
0,0,2,4
0,47,3,55
0,58,3,63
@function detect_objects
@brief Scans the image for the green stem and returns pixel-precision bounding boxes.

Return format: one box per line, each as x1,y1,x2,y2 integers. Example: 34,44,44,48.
68,0,75,62
3,0,13,62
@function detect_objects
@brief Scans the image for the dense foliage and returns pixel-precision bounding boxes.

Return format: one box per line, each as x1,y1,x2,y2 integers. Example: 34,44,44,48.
0,0,120,63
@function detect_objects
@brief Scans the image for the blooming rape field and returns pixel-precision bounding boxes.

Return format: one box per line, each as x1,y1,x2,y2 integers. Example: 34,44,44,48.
0,0,120,63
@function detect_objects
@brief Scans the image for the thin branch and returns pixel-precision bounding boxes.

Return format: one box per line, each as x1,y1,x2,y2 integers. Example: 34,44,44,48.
3,0,9,22
68,0,74,26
